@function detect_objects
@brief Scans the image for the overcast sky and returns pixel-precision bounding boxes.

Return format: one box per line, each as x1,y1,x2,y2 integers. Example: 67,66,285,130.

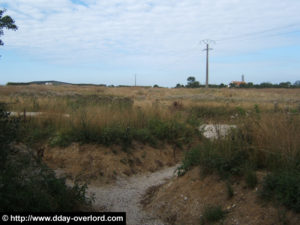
0,0,300,86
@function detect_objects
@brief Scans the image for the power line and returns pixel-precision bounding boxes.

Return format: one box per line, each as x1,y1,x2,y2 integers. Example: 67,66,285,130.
215,24,300,42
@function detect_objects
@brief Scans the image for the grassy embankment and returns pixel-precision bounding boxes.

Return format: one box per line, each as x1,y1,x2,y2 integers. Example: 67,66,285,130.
179,108,300,214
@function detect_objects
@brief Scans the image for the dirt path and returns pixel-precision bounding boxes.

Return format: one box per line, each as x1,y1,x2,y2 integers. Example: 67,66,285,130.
87,165,179,225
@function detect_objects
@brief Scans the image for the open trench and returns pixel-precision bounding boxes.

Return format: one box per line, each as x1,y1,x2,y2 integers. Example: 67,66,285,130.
87,165,178,225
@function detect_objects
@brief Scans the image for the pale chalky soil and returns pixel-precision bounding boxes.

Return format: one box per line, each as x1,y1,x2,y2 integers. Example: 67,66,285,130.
88,165,178,225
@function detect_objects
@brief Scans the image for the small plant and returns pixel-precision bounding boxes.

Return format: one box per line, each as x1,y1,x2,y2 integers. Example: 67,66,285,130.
236,106,246,116
201,205,226,224
254,104,260,114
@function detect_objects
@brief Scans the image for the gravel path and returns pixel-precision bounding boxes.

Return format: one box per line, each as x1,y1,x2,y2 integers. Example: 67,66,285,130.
87,165,179,225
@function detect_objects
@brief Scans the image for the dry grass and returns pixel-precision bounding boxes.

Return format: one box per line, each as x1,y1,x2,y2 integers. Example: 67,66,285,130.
1,85,299,111
244,113,300,168
1,85,299,152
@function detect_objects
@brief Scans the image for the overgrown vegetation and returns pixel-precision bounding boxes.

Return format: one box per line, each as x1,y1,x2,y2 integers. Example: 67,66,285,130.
0,103,91,212
260,170,300,212
12,96,199,149
179,110,300,212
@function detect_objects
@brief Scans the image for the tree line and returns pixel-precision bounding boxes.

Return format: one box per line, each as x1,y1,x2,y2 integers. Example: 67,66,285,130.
175,77,300,89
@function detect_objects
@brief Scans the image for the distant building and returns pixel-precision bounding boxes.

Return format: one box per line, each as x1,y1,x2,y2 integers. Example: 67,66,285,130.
230,81,246,87
230,74,247,87
45,82,53,86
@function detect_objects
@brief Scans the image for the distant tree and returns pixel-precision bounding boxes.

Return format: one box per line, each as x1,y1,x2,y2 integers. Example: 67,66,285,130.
186,76,200,88
175,83,184,88
0,9,18,46
187,76,195,83
239,83,247,88
294,80,300,87
219,83,227,88
259,82,273,88
153,84,159,88
279,82,291,88
246,82,254,88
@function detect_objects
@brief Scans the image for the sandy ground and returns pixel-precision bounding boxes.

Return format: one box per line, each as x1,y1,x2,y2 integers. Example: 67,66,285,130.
87,165,179,225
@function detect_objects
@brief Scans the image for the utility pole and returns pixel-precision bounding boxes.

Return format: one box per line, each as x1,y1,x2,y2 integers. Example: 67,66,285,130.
202,40,215,88
134,74,136,86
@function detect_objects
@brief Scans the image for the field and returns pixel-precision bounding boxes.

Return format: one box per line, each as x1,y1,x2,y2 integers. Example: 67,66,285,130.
1,85,300,224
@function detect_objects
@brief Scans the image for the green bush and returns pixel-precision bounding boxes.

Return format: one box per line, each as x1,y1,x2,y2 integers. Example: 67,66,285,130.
178,137,250,178
260,170,300,212
17,118,55,146
133,128,156,146
0,162,91,212
236,106,246,116
201,140,249,177
177,146,201,176
201,205,226,224
49,130,73,147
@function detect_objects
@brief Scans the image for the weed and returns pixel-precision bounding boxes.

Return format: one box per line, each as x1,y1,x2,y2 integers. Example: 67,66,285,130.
236,106,246,116
254,104,260,114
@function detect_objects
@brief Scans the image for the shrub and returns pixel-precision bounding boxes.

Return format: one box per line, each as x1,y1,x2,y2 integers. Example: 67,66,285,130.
176,146,201,176
260,170,300,212
133,128,156,146
201,205,226,224
49,130,73,147
178,137,250,178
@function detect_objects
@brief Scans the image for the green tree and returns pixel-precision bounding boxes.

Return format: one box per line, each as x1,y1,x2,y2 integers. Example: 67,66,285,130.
279,82,291,88
0,9,18,46
186,76,200,88
294,80,300,87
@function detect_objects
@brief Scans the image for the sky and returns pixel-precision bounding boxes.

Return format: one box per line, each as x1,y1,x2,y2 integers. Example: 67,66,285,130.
0,0,300,87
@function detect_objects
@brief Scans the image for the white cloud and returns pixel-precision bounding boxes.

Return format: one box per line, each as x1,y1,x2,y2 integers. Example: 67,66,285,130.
1,0,300,68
